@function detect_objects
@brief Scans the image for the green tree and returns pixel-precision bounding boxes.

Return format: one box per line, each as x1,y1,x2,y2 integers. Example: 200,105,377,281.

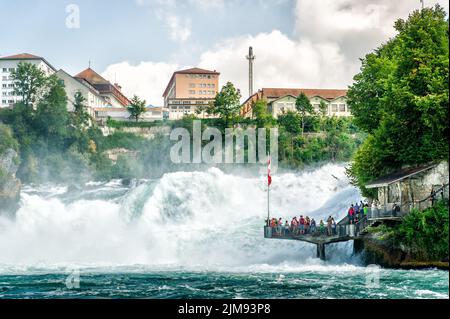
127,95,147,122
251,99,273,127
11,62,48,107
295,92,314,136
72,91,91,128
209,82,242,128
34,75,70,150
347,5,449,197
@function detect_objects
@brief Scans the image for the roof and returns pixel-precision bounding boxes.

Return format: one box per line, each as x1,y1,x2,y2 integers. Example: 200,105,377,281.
365,164,437,189
0,53,57,71
262,88,347,100
56,69,102,96
0,53,42,60
163,67,220,97
174,67,220,75
74,68,110,85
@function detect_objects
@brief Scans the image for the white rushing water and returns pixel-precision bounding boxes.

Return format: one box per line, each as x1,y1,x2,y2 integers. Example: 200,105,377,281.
0,163,363,271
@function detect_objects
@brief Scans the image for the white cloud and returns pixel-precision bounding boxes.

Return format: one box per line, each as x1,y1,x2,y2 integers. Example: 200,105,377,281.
160,12,192,43
108,0,449,105
198,30,350,98
102,61,179,106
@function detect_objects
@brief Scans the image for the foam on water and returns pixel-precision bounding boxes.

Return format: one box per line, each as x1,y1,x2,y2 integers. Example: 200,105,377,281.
0,163,362,271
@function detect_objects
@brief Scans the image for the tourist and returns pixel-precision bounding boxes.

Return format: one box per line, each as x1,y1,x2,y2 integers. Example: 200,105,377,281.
348,204,355,224
291,217,298,234
305,216,310,234
299,215,305,235
354,202,360,220
363,203,368,217
331,218,336,235
277,218,283,235
430,188,437,206
284,220,290,235
319,220,325,235
327,216,333,236
310,218,316,234
393,203,401,217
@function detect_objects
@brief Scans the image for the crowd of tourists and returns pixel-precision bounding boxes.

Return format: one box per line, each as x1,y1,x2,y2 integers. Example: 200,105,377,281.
347,201,369,224
266,200,373,237
267,215,337,237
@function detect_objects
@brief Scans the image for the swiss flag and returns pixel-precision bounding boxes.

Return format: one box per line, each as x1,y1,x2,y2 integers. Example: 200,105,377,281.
267,156,272,186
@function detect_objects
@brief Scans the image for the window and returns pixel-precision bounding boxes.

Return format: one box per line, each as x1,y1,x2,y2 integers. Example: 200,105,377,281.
339,104,346,112
189,90,195,94
1,100,6,104
2,68,7,72
8,99,14,103
8,68,14,72
2,84,6,88
212,84,215,88
2,76,7,80
183,101,191,104
8,84,13,88
2,92,7,96
203,90,207,95
189,83,195,88
331,104,338,112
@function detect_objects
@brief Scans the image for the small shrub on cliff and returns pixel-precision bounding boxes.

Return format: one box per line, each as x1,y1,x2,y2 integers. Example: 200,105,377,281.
395,201,449,261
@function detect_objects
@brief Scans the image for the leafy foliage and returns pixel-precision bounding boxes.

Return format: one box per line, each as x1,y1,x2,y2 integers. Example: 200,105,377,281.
209,82,242,127
347,5,449,197
127,95,147,122
11,62,48,107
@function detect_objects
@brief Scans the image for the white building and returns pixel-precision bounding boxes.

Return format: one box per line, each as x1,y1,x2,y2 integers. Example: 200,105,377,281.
241,88,350,119
56,69,107,117
0,53,56,108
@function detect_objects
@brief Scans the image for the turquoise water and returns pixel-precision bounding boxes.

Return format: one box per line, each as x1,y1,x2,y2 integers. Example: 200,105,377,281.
0,165,448,299
0,267,448,299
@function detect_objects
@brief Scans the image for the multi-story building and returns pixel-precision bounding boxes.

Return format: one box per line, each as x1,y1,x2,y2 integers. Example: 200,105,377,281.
56,69,108,117
74,67,130,108
241,88,350,119
162,67,220,119
0,53,56,108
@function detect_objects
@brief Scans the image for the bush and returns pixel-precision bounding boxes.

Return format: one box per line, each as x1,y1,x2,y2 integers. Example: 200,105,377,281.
394,200,449,260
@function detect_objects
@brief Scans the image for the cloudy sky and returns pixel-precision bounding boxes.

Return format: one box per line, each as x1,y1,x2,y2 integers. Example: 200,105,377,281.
0,0,448,105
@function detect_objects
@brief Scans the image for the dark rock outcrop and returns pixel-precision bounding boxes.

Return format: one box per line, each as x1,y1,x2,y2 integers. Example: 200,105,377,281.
355,234,449,270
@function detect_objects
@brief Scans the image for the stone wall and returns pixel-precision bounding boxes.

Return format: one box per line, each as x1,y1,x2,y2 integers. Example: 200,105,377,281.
378,161,449,206
100,125,171,139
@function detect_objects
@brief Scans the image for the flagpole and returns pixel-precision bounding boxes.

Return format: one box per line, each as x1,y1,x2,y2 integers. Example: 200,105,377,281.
267,153,271,223
267,178,270,222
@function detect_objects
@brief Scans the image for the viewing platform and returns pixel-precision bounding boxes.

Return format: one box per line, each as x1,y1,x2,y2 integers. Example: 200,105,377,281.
263,206,407,260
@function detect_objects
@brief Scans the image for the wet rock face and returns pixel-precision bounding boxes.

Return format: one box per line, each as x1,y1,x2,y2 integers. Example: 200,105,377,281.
357,233,449,270
0,148,21,214
0,148,19,174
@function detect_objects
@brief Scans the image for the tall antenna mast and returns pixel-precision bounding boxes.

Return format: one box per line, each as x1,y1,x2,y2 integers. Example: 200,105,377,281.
246,46,256,97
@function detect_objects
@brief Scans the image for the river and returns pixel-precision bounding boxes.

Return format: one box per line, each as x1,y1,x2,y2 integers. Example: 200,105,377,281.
0,164,447,298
